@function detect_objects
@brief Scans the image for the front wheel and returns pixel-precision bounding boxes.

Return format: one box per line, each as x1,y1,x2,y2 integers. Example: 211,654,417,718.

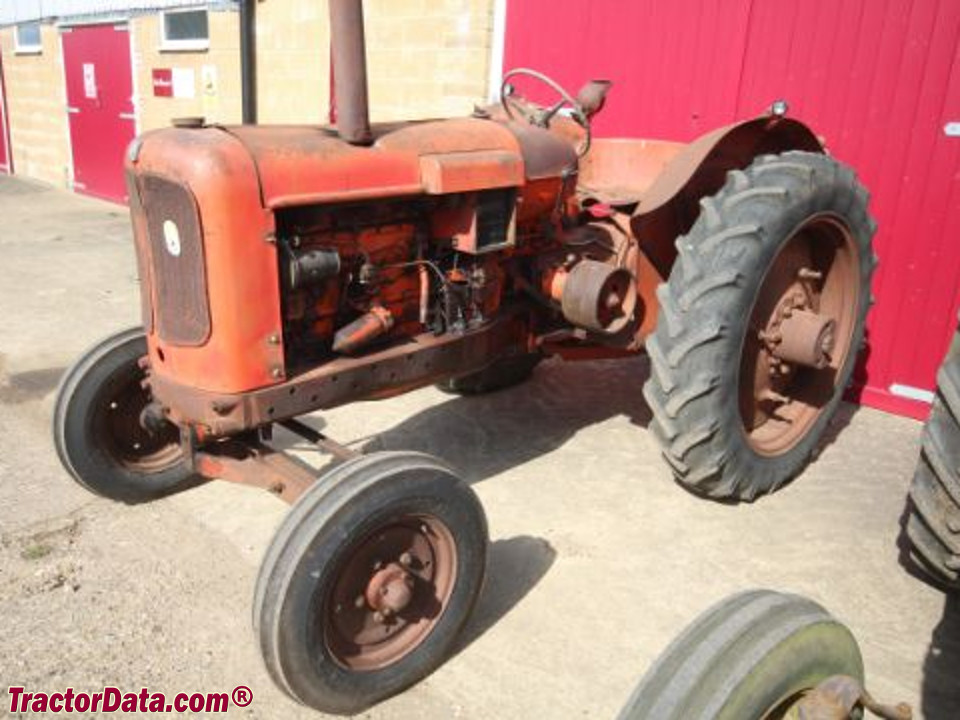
253,451,487,715
644,151,877,501
53,327,197,503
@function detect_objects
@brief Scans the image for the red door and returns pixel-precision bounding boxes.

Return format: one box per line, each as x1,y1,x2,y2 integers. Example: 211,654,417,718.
0,46,11,174
62,24,136,203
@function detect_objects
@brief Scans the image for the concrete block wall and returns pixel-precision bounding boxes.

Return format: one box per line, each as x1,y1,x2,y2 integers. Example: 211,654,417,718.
0,24,71,188
132,10,242,131
255,1,330,124
365,0,494,122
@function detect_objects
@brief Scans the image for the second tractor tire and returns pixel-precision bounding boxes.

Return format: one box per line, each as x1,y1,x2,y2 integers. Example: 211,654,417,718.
905,311,960,591
618,589,864,720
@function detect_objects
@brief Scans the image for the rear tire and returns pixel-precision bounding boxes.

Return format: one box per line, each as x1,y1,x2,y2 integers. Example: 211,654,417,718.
905,313,960,591
644,151,876,501
53,327,197,503
254,451,487,715
436,352,542,395
618,589,864,720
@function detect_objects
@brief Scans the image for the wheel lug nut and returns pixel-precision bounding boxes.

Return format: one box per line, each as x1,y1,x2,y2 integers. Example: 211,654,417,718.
373,611,385,623
354,595,366,609
798,267,823,281
372,560,382,571
399,552,413,567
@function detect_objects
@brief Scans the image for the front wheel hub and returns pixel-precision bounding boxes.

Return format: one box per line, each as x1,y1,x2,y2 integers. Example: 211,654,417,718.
365,562,415,618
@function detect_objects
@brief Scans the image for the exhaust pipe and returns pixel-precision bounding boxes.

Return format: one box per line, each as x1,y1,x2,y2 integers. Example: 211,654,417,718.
329,0,373,145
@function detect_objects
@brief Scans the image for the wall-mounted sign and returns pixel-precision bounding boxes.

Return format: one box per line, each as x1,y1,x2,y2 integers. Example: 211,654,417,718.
82,63,96,99
172,68,195,99
152,68,173,97
152,68,195,99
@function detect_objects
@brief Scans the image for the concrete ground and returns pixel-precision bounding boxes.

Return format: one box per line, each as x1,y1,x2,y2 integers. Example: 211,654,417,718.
0,174,957,719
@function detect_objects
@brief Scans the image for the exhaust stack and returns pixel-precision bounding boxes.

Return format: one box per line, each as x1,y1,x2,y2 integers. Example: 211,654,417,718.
330,0,373,145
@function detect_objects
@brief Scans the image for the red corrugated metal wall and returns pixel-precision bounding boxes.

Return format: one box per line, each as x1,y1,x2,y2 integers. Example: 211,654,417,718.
504,0,960,419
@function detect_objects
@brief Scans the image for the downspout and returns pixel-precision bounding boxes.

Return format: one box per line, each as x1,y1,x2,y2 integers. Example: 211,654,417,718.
240,0,257,124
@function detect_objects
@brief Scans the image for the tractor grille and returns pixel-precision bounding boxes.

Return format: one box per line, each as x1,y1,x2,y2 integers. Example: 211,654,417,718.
140,174,211,346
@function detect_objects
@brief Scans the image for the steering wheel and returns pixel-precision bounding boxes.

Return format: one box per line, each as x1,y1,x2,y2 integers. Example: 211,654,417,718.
500,68,592,157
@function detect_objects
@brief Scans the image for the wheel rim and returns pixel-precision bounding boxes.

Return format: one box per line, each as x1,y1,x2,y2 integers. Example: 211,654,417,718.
93,359,183,472
323,514,458,671
739,213,860,456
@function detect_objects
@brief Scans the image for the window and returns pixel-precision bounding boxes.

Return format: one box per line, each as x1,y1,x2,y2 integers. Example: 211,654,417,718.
161,9,209,51
15,22,42,54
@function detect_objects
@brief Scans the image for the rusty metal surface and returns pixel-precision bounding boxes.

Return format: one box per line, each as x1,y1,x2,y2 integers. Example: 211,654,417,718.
578,138,683,206
332,305,395,355
128,128,284,395
631,116,823,275
324,515,457,671
740,214,860,457
140,174,210,346
148,314,529,437
329,0,372,145
194,439,317,504
794,675,912,720
559,260,636,334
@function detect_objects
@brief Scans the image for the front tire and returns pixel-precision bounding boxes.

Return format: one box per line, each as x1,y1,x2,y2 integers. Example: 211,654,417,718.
644,151,876,501
618,590,864,720
254,451,487,715
53,327,197,503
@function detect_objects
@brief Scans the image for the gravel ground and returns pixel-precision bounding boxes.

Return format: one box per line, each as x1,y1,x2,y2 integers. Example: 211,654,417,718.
0,174,957,719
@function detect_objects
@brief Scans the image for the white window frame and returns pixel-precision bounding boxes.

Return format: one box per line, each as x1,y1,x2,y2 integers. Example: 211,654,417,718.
14,22,43,55
160,8,210,52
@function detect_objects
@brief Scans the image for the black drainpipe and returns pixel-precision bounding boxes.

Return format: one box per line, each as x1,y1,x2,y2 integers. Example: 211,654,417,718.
240,0,257,124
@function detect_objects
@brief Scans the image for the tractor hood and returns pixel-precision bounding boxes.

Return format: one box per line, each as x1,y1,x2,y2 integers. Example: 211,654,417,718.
129,117,576,211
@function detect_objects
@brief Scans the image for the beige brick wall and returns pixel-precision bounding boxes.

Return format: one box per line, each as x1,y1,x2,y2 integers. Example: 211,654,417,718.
255,2,330,124
365,0,494,122
132,10,242,131
0,24,71,187
253,0,494,125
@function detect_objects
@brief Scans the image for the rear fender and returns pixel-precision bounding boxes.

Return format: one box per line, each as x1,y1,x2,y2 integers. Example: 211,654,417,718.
631,116,823,277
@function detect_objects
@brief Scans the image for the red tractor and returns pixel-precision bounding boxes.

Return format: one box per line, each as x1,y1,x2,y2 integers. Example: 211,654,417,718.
53,0,876,713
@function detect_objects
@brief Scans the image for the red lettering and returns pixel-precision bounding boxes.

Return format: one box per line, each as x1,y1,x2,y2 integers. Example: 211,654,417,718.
74,692,90,712
148,693,165,712
103,687,121,712
138,687,150,712
91,692,102,712
64,688,75,713
30,693,48,713
49,693,64,713
121,693,138,712
175,693,188,712
207,693,228,712
20,693,33,712
7,688,24,713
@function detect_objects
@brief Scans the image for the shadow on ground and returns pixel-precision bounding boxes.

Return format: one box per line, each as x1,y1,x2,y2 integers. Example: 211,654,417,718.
0,366,66,405
456,535,557,652
359,356,653,484
922,594,960,719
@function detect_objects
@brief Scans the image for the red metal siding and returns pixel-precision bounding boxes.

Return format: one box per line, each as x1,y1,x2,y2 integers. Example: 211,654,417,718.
61,24,136,203
504,0,960,419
